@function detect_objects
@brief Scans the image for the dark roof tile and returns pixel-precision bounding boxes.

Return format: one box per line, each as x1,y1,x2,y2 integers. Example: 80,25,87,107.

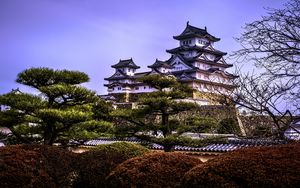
173,22,220,42
148,59,173,69
112,58,140,69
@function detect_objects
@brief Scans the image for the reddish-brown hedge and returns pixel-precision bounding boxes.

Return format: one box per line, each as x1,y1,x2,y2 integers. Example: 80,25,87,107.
106,152,202,188
73,142,149,188
182,143,300,188
0,145,74,188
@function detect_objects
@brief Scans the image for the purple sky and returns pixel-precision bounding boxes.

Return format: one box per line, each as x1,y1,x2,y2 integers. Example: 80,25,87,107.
0,0,287,95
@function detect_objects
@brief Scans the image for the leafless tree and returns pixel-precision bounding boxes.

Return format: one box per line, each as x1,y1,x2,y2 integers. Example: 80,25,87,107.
233,0,300,112
232,70,294,138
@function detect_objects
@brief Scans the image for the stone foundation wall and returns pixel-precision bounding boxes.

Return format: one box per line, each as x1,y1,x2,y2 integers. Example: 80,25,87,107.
173,105,238,123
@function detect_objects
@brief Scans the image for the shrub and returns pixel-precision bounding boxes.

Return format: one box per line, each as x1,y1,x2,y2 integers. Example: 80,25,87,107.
21,145,75,187
217,118,240,134
106,152,202,188
94,141,149,158
182,143,300,188
0,145,74,188
186,116,218,133
73,142,149,188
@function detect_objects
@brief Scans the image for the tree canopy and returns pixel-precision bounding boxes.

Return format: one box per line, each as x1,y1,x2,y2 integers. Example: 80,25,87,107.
233,0,300,114
112,74,205,151
0,68,112,145
226,0,300,139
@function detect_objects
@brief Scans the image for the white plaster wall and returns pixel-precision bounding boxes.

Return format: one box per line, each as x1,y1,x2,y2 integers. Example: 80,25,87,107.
195,38,209,47
108,86,124,94
205,53,215,61
180,38,196,46
158,67,170,73
170,57,190,72
108,85,157,94
131,85,157,93
198,63,211,70
123,67,135,76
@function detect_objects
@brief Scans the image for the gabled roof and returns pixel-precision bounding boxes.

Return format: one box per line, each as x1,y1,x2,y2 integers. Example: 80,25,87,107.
167,54,195,69
133,71,152,78
148,59,173,69
111,58,140,69
178,72,195,80
189,58,233,68
104,69,130,81
179,79,237,89
173,22,220,42
207,68,239,79
166,45,227,56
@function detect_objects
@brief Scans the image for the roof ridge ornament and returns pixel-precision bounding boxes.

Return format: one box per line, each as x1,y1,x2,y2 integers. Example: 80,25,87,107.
187,21,189,26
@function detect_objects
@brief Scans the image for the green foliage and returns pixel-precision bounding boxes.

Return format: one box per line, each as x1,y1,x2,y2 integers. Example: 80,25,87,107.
92,100,114,121
217,118,241,134
113,74,197,151
39,84,99,106
16,67,89,89
0,145,74,188
94,141,150,158
0,92,46,113
251,124,273,138
186,116,218,133
182,143,300,188
106,152,202,188
73,142,149,188
138,74,177,91
0,67,112,145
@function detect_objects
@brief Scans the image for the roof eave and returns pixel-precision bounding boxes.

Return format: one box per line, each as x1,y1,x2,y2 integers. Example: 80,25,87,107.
173,34,220,42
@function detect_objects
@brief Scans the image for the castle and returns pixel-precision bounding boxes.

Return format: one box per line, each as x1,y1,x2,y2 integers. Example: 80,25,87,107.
103,22,237,105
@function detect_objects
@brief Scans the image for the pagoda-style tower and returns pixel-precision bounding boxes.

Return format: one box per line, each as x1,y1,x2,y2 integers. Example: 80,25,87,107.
164,22,237,104
104,59,155,102
103,23,237,105
147,59,173,74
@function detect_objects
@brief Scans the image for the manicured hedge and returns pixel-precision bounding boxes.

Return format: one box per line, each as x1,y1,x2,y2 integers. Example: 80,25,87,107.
0,145,74,188
182,143,300,188
73,142,149,188
94,141,149,158
106,152,202,188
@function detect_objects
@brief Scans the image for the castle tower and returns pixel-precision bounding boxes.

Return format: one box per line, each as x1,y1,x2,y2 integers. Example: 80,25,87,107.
164,22,238,104
103,23,238,105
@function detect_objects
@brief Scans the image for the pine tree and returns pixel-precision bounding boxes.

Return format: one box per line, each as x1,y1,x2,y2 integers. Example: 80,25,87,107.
0,68,113,145
112,74,198,152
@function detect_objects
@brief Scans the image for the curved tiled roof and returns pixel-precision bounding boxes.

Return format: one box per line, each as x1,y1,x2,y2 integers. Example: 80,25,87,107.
173,22,220,42
83,137,286,153
166,45,227,56
111,58,140,69
148,59,173,69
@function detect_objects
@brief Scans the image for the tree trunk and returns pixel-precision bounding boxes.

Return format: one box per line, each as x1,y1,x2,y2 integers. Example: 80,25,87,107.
44,123,54,145
162,113,170,136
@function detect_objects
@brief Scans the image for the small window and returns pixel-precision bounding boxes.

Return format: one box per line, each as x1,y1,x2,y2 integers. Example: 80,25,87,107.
144,86,146,89
118,87,121,90
135,87,139,90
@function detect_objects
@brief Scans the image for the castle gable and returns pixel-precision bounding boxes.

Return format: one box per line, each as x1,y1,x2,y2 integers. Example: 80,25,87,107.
170,56,192,72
